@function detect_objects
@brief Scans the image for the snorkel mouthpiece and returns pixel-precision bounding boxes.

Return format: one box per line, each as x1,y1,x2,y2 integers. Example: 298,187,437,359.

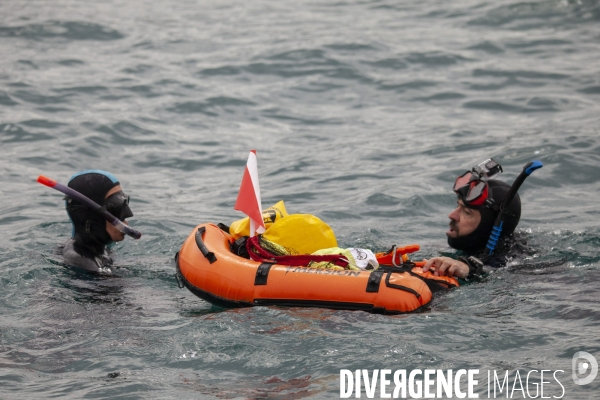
37,175,142,239
524,160,543,176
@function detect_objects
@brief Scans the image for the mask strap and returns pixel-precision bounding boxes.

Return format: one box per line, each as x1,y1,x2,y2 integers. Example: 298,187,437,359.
484,198,500,212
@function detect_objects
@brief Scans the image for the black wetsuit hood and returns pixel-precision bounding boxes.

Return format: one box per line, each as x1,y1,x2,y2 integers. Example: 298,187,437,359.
448,180,521,253
66,170,121,257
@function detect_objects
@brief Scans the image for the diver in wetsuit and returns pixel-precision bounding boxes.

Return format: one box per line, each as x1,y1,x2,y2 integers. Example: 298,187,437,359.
57,170,134,273
423,159,523,281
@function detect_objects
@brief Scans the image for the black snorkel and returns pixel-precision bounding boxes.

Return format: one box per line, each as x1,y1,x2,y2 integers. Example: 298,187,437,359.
37,175,142,239
484,160,542,257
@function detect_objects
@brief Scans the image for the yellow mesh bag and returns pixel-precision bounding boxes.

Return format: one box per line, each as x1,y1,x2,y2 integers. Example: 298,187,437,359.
310,247,356,270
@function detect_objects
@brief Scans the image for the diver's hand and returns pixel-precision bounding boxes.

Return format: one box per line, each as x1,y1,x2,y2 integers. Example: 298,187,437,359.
422,257,469,279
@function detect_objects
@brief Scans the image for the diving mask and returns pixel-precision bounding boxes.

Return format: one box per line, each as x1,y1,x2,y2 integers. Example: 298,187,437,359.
453,158,503,208
103,191,133,221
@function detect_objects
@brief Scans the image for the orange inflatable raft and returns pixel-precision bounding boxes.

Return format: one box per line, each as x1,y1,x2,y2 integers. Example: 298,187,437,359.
175,223,459,314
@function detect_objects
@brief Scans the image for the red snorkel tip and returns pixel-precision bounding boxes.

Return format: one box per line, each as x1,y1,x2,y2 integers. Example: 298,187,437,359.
37,175,57,187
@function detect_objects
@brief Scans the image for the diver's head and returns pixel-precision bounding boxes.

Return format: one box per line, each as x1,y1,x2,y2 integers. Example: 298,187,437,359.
66,170,133,250
447,167,521,253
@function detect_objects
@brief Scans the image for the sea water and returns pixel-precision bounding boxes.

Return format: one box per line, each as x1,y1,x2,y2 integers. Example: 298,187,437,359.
1,0,600,398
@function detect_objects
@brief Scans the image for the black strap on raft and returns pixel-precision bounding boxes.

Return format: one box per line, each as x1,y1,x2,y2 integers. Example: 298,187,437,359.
366,270,384,292
195,227,217,264
174,251,185,289
382,263,457,293
217,223,230,233
385,271,420,298
254,262,274,285
364,265,420,298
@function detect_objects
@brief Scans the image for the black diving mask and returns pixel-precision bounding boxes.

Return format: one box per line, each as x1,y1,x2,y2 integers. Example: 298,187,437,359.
103,191,133,221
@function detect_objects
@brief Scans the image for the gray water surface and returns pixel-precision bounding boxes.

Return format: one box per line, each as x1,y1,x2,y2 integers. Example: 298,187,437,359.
1,0,600,398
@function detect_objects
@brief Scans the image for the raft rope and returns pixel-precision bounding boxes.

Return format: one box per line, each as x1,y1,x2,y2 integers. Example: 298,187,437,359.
391,245,403,267
245,236,350,268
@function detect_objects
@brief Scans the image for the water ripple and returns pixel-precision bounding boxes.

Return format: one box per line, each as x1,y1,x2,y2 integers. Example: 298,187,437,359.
0,92,17,106
467,40,505,54
168,96,254,116
467,2,567,29
472,68,570,80
579,85,600,95
462,99,558,113
0,21,124,41
377,79,438,92
11,90,71,105
405,51,471,66
0,124,53,143
93,122,163,146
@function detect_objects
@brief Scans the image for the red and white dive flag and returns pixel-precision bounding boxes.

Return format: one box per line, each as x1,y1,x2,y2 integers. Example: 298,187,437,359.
234,150,265,237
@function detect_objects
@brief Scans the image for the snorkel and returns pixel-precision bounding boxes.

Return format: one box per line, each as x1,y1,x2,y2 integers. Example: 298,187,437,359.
484,160,543,256
37,175,142,239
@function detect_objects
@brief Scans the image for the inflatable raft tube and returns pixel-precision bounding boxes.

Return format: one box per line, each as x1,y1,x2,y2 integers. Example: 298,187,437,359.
175,224,458,314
